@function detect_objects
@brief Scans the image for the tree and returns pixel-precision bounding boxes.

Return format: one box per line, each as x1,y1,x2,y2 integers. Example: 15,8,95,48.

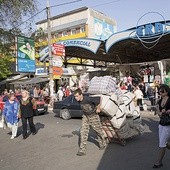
0,0,37,79
0,0,37,29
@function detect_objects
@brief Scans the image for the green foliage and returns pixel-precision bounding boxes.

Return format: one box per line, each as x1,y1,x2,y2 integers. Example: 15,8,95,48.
0,55,12,79
0,0,37,29
0,0,37,78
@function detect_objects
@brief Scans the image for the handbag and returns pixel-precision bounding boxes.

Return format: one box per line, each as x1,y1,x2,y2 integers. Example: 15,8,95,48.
160,113,170,126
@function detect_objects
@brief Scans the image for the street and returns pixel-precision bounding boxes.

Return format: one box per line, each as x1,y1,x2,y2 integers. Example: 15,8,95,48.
0,110,170,170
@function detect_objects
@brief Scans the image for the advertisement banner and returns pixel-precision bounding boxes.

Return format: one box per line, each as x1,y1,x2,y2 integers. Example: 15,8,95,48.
53,67,63,76
52,44,65,56
94,18,114,41
17,36,35,72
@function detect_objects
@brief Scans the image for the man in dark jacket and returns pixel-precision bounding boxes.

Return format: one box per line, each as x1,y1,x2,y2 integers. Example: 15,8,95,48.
74,88,106,156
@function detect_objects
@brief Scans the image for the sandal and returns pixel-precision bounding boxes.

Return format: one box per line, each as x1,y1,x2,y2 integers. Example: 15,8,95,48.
152,163,163,168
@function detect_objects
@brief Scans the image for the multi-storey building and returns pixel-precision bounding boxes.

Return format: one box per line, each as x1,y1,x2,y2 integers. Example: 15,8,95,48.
36,6,116,49
35,6,117,89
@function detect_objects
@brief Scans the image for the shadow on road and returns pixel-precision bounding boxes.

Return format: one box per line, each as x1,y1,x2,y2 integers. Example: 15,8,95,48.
96,116,163,170
16,122,45,137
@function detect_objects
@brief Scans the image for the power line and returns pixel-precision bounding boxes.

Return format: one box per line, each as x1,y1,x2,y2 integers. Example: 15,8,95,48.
91,0,122,8
51,0,82,8
13,0,121,31
13,8,46,29
12,0,82,30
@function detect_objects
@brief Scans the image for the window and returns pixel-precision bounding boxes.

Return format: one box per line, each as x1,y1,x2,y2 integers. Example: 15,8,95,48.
76,28,80,34
58,32,62,38
71,29,76,35
80,26,85,33
62,31,68,37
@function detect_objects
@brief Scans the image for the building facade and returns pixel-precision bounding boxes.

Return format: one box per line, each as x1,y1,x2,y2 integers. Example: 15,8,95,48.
35,6,117,90
35,6,117,48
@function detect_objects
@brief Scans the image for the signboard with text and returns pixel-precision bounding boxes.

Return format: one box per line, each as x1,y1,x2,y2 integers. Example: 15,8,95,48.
52,44,65,56
17,36,35,72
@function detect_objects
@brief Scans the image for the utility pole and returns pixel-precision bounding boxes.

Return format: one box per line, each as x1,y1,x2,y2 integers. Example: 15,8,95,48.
46,0,54,97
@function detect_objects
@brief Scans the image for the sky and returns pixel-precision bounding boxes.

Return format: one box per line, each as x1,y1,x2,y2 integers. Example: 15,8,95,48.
35,0,170,32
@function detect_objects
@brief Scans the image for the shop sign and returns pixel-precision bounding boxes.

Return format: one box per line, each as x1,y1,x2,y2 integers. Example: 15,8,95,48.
52,58,63,67
136,22,164,37
59,38,101,54
52,44,65,56
35,67,47,75
53,67,63,76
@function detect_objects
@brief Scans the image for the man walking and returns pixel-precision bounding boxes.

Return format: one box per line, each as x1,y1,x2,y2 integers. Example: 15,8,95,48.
74,88,106,156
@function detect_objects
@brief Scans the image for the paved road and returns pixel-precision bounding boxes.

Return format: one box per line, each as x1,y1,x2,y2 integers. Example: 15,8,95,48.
0,111,170,170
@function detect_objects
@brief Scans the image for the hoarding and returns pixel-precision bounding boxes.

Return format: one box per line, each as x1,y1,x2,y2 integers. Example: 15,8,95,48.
17,36,36,72
94,18,114,40
52,44,65,56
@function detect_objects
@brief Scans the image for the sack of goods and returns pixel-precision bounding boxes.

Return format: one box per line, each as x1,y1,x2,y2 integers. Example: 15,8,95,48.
120,90,136,117
92,93,119,117
110,103,126,129
87,76,117,94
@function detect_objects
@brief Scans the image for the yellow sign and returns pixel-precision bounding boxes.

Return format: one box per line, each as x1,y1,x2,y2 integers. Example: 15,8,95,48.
53,75,61,79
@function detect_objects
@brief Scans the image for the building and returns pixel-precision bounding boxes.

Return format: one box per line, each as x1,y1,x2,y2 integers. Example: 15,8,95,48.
35,6,117,48
35,6,117,90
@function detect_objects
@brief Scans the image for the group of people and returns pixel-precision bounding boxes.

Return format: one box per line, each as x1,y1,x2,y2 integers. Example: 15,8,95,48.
1,83,170,168
2,90,37,140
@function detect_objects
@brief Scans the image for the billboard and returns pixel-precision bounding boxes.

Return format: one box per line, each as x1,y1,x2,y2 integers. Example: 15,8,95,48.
17,36,36,72
94,18,114,40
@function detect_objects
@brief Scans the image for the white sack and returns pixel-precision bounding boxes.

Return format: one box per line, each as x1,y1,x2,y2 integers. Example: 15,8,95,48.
110,103,126,129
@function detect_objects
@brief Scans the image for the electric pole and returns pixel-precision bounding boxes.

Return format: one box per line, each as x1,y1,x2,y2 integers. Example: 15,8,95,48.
46,0,54,97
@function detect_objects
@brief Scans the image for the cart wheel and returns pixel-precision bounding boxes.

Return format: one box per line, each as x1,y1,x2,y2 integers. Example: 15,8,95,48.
121,140,126,146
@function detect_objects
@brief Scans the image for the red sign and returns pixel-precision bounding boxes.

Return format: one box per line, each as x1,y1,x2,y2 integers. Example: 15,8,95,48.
52,44,65,56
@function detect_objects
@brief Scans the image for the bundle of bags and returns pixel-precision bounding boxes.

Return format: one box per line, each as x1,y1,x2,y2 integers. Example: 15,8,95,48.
89,76,144,140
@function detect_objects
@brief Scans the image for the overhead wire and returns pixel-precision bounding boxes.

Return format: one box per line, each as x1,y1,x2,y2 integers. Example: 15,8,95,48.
91,0,122,8
13,0,82,30
13,0,122,30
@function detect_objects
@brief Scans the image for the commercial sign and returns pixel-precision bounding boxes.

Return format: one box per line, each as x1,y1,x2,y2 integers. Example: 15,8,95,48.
94,18,115,40
59,38,101,54
16,36,35,72
53,67,63,76
106,18,170,52
35,67,48,76
52,57,63,67
39,46,49,62
136,22,164,37
52,44,65,56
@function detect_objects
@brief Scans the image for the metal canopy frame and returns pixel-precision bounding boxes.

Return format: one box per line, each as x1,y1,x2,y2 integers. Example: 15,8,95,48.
60,33,170,68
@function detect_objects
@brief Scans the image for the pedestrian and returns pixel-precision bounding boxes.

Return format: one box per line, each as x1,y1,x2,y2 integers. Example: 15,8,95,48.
134,85,144,111
20,90,37,139
74,88,106,156
147,84,155,111
153,84,170,168
57,87,64,101
64,86,71,97
2,93,20,139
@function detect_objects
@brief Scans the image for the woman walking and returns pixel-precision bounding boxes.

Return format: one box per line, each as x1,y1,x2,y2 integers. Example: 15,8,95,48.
20,90,37,139
153,84,170,168
2,93,20,139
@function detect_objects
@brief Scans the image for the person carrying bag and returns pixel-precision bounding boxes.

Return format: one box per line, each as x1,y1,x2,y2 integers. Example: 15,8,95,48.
153,84,170,168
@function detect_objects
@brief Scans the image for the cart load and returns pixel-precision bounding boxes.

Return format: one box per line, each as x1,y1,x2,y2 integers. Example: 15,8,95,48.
88,76,144,143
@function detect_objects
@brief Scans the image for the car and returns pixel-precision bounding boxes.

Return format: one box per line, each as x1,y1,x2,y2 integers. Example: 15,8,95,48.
0,95,7,115
0,95,48,116
33,97,48,116
53,94,83,120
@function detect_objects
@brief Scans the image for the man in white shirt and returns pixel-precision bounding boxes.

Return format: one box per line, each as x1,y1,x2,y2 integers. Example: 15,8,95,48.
134,86,144,111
